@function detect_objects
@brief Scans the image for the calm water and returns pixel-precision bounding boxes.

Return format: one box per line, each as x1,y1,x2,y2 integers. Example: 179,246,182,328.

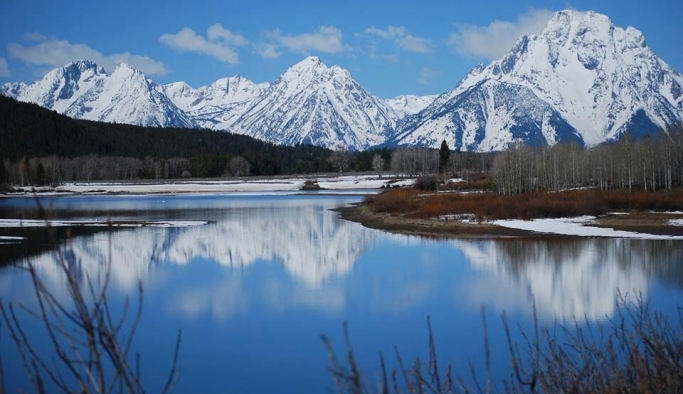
1,194,682,393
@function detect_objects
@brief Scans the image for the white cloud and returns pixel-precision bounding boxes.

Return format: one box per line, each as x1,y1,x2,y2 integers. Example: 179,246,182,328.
364,26,432,53
160,24,248,64
254,42,280,59
448,8,555,59
365,26,405,40
395,35,431,53
7,38,168,75
0,57,9,77
418,67,441,85
206,24,249,47
260,26,350,56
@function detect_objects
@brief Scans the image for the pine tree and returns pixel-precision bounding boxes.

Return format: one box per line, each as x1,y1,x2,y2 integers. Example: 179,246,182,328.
439,140,450,174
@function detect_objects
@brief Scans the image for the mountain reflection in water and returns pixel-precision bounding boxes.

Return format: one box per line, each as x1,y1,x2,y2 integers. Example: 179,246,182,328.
1,195,680,324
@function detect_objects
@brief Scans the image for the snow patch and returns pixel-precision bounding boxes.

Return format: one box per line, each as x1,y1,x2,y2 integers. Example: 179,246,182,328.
494,216,683,239
0,219,208,228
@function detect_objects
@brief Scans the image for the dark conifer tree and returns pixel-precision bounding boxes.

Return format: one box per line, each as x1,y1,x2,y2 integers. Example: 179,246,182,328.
439,140,450,174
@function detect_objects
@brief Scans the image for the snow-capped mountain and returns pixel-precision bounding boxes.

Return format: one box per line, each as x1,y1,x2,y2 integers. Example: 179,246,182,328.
163,76,269,130
3,11,682,152
393,10,683,150
2,60,107,112
2,61,195,128
385,94,438,118
230,56,397,150
1,57,399,150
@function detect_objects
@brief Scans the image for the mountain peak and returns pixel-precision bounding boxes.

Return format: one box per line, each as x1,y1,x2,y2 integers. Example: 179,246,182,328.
546,9,613,30
302,55,322,64
285,56,328,74
233,56,396,150
113,62,137,72
393,9,683,151
63,60,103,73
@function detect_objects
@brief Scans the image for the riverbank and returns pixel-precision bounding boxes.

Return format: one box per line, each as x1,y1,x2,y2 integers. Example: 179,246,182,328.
335,204,535,238
1,175,415,196
338,188,683,239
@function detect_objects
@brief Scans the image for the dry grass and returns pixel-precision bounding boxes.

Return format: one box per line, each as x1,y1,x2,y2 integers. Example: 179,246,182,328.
366,189,683,221
323,297,683,394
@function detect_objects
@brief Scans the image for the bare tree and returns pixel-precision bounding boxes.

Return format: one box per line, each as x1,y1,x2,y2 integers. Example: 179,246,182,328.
328,144,353,175
0,216,181,394
371,154,385,179
228,155,251,177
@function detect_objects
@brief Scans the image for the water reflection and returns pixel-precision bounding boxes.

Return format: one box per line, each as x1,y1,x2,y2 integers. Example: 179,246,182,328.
1,196,682,325
455,239,683,321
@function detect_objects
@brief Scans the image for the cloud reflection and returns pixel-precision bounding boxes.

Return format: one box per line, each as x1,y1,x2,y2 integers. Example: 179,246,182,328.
1,197,681,324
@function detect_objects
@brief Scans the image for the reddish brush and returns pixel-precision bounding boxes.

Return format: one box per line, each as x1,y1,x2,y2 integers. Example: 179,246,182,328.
368,189,683,220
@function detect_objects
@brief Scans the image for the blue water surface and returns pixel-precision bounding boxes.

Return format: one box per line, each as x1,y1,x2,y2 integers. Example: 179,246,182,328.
0,194,681,393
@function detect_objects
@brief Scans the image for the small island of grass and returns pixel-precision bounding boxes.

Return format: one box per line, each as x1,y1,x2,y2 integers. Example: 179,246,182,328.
339,185,683,238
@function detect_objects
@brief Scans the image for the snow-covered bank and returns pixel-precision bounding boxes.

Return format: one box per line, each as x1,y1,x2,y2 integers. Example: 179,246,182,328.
0,235,26,244
0,219,208,228
4,175,416,197
494,216,683,240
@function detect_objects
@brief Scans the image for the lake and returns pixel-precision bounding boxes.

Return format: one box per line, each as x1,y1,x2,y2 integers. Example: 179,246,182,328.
1,194,682,393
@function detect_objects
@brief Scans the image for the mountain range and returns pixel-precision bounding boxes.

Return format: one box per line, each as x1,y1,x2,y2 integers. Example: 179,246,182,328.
3,10,682,151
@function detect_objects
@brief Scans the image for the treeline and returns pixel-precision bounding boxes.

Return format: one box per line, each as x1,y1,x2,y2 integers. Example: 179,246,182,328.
0,96,336,182
492,125,683,195
0,96,445,184
3,95,682,191
390,147,493,177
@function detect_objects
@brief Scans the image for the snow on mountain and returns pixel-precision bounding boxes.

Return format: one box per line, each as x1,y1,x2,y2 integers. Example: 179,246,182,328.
2,60,107,112
1,57,397,150
384,94,438,118
163,76,269,130
4,12,682,153
393,10,683,151
2,61,195,128
231,56,398,150
66,63,197,128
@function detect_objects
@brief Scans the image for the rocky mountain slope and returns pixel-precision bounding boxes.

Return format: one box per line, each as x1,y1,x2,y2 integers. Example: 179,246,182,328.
230,56,397,150
3,10,682,151
384,94,438,119
163,76,269,130
2,61,195,128
392,10,683,150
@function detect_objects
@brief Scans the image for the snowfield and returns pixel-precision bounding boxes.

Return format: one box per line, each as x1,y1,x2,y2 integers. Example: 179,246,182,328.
4,179,682,240
0,219,208,228
494,216,683,240
5,175,415,196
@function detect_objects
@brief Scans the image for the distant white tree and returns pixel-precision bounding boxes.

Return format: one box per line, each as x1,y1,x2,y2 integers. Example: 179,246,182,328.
371,154,385,178
229,155,251,177
328,144,352,175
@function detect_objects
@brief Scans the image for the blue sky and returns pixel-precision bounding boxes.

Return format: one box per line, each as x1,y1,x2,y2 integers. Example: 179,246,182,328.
1,0,681,98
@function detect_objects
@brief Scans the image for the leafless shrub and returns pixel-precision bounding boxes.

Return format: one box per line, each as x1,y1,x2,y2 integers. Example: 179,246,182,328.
323,296,683,393
0,200,181,394
415,176,441,191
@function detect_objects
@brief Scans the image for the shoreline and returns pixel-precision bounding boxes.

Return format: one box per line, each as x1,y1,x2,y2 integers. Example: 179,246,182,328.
335,203,683,239
4,180,683,239
0,175,414,197
334,204,549,239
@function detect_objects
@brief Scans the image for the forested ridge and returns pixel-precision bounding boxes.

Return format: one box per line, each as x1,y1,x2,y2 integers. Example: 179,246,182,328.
0,95,334,180
2,94,683,194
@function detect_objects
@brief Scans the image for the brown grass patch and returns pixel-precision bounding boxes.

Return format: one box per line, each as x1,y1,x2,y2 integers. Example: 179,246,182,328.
365,189,683,221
